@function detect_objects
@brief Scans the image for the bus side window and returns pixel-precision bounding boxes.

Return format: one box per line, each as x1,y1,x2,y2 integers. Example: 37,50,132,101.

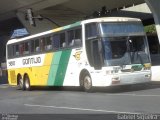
45,36,52,51
75,28,82,39
67,28,82,48
74,39,82,47
68,30,74,47
60,33,66,48
24,42,29,55
30,40,35,53
13,44,19,57
7,45,14,58
75,28,82,47
35,39,40,52
19,43,24,56
85,23,98,39
53,34,60,50
40,38,45,52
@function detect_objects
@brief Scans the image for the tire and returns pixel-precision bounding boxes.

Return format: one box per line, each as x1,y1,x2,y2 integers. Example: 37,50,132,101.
17,76,25,90
24,75,31,91
83,73,93,92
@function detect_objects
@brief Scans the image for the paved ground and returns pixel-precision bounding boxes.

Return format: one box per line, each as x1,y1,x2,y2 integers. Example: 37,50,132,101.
0,83,160,120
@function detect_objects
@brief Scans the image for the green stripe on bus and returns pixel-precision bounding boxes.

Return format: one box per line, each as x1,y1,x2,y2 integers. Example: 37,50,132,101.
63,21,81,30
53,50,71,86
47,50,71,86
47,51,62,85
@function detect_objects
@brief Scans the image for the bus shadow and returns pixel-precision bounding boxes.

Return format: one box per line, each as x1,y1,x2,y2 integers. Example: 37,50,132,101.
30,86,82,92
92,81,160,93
29,81,160,93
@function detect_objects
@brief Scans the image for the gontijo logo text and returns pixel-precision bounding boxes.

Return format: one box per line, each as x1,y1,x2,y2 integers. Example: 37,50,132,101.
22,57,41,65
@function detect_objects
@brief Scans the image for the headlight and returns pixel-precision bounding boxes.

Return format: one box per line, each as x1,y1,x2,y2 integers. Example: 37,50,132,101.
105,67,121,75
106,70,117,74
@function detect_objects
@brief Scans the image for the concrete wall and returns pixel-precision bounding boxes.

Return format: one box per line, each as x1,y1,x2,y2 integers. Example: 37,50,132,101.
146,0,160,41
16,12,55,35
145,0,160,81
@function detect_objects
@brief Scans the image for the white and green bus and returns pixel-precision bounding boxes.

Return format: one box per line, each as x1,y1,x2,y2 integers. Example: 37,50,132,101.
6,17,151,92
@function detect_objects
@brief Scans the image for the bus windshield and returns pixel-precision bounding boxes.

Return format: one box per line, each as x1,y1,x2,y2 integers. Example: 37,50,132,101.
100,22,144,36
102,36,150,66
99,22,150,66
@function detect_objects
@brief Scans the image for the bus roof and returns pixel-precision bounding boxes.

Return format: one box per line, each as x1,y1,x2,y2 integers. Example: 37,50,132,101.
7,21,81,45
7,17,141,45
82,17,141,24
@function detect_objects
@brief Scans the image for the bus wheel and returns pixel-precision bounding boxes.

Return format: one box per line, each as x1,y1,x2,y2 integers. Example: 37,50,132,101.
83,74,93,92
24,75,31,91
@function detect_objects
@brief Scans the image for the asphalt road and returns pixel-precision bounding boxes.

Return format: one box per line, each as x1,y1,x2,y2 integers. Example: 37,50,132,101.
0,83,160,120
